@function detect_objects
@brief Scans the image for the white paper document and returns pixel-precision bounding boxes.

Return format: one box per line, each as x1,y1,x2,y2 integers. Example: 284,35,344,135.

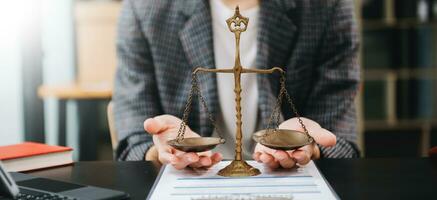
148,160,338,200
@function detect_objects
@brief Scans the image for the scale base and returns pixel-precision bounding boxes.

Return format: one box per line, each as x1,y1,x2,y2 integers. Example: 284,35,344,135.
217,160,261,177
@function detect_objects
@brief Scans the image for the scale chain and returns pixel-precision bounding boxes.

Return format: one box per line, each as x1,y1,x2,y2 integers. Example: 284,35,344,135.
194,73,224,139
266,86,284,131
266,73,310,140
176,74,196,141
176,73,224,142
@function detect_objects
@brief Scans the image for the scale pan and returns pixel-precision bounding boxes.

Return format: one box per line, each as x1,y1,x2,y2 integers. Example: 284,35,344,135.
167,137,225,152
253,129,314,151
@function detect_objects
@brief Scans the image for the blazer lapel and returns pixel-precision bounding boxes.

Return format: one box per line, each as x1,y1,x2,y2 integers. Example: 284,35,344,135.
256,0,298,128
179,1,218,135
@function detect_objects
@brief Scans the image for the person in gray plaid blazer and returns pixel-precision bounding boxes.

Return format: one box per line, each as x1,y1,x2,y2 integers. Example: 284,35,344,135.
114,0,360,169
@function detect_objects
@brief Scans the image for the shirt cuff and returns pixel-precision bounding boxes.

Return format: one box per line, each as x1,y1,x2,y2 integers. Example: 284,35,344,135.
116,133,154,161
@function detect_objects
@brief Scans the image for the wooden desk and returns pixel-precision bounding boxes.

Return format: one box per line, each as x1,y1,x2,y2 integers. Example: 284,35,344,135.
38,83,112,161
27,158,437,200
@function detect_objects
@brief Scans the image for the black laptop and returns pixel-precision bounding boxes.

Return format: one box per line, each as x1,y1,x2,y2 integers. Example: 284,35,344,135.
0,161,129,200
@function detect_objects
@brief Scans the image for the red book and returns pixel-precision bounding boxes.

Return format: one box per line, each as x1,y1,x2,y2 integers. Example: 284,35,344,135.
0,142,73,172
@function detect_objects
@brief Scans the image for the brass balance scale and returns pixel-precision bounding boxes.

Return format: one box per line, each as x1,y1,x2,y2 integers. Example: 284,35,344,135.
167,6,314,177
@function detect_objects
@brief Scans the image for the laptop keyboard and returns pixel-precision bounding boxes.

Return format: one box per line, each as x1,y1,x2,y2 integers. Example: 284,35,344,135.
15,188,76,200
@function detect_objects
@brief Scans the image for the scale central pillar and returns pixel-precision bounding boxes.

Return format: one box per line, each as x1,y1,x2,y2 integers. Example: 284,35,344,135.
217,6,261,177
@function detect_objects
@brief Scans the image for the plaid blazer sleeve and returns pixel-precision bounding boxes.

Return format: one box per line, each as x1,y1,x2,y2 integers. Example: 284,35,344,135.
305,0,360,158
113,0,162,161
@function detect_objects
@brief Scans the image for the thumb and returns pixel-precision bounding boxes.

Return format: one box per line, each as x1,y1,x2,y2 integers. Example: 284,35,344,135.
310,128,336,147
280,117,336,148
144,117,168,135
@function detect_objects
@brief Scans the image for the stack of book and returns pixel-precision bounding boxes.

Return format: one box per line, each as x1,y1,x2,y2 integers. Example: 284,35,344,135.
0,142,73,172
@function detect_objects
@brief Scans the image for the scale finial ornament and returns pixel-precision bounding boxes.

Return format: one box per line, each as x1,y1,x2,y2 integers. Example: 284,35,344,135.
226,5,249,34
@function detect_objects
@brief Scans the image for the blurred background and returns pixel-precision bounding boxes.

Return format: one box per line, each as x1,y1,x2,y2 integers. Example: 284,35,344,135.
0,0,436,161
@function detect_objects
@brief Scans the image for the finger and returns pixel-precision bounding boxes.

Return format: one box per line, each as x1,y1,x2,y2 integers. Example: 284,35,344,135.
144,118,168,135
272,150,296,169
259,152,273,163
272,150,288,160
291,146,312,165
172,152,199,170
198,156,213,167
260,153,279,169
310,128,336,147
210,153,223,166
158,149,176,165
196,151,212,157
188,161,203,168
257,144,280,167
189,153,221,170
183,151,212,168
279,117,336,147
279,117,326,133
189,156,212,168
253,152,262,162
279,157,296,168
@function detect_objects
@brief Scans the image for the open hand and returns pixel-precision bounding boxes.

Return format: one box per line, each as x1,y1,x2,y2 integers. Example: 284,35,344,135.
253,117,336,169
144,115,223,169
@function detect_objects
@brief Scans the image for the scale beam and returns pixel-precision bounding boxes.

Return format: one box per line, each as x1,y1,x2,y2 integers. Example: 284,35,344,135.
193,67,284,75
242,67,284,74
193,68,234,74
